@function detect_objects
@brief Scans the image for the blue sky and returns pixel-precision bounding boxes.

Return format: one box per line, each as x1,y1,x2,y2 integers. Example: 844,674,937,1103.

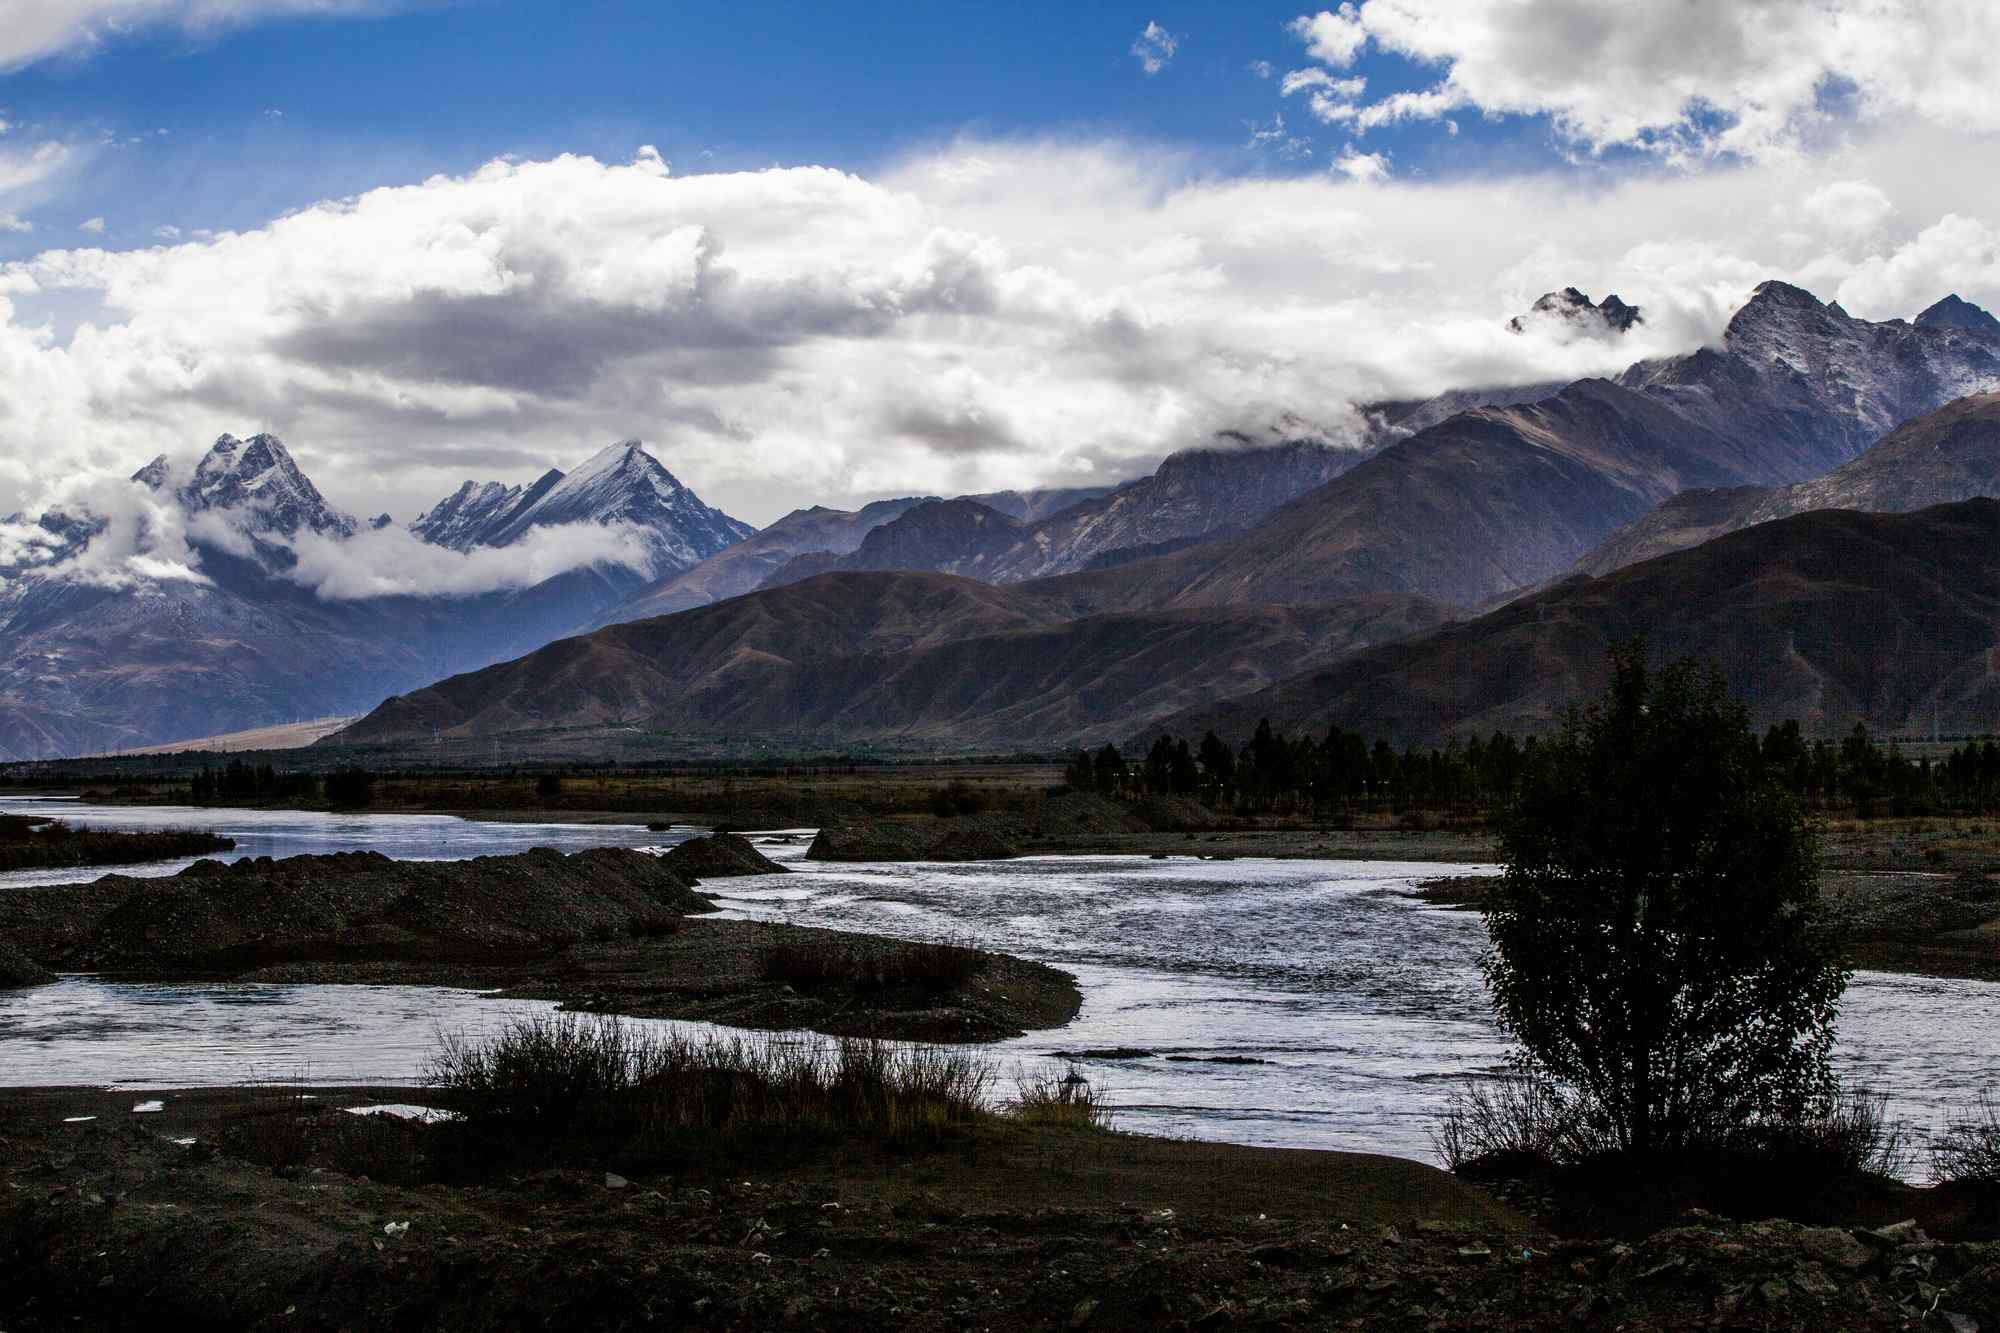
0,1,1540,252
0,1,1994,548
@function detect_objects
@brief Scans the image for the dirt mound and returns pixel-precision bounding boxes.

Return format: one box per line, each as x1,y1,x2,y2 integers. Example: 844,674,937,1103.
0,937,51,988
0,847,714,975
660,832,788,878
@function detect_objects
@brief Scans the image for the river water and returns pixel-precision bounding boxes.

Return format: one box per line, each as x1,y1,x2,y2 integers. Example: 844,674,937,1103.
1,798,1995,1168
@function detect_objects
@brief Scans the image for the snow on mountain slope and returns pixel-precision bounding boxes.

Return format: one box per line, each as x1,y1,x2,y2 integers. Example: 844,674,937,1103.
412,442,753,576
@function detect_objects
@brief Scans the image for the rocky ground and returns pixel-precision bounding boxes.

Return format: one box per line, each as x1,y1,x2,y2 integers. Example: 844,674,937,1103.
2,1090,1996,1331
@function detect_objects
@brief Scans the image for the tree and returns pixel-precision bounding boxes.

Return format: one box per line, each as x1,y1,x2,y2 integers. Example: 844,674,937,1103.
1064,749,1095,793
325,767,376,811
1484,644,1847,1157
1093,743,1126,796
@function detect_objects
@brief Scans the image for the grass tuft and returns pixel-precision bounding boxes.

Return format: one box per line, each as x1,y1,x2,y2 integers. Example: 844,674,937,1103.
762,934,985,997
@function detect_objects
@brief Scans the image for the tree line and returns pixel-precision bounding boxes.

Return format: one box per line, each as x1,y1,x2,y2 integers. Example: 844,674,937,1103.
191,760,376,809
1066,719,2000,818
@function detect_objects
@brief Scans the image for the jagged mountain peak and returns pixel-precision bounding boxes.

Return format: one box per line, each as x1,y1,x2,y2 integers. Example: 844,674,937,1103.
411,440,754,577
179,432,355,539
1917,293,2000,336
1507,286,1643,339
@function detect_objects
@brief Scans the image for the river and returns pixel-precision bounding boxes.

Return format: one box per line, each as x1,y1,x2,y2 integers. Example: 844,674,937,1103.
1,797,1995,1168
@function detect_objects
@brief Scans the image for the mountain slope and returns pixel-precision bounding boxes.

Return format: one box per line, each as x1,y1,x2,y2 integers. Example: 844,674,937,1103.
1576,391,2000,575
756,437,1363,591
331,571,1448,748
601,497,932,622
1148,499,2000,749
410,442,753,576
1026,283,2000,614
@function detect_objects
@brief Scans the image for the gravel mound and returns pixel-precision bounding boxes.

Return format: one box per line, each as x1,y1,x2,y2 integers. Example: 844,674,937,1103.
660,833,788,878
0,937,52,988
0,847,715,975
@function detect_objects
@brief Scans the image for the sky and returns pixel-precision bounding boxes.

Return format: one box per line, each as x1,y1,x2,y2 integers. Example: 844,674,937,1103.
2,0,2000,555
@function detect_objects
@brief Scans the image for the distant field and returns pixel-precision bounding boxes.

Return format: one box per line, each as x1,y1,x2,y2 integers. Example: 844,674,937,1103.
90,717,357,757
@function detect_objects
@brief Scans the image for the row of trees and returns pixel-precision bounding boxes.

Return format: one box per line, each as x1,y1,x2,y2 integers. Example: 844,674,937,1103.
190,761,375,810
1067,720,2000,818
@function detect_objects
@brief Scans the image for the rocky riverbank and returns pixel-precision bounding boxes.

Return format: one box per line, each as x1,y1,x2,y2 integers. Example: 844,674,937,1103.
2,1088,1996,1331
0,836,1079,1042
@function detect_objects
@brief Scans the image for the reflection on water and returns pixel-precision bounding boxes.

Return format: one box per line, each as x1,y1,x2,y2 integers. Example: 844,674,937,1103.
2,807,1997,1172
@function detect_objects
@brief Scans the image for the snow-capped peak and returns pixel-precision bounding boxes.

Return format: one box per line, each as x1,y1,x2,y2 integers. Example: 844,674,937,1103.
179,433,356,538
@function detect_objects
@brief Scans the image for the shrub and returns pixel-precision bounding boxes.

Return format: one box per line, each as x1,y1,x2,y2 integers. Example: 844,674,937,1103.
425,1013,995,1151
1933,1092,2000,1185
927,780,990,818
763,935,984,997
1009,1063,1113,1130
1434,1076,1907,1183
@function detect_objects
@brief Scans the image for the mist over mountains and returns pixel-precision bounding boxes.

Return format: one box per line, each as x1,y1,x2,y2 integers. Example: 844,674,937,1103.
8,279,2000,760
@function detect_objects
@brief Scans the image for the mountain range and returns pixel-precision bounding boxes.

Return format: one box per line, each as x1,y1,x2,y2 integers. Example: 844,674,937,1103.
10,279,2000,760
1146,498,2000,749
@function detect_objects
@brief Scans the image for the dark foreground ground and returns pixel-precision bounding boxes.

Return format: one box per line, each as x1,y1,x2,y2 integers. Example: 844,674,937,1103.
4,1086,1999,1331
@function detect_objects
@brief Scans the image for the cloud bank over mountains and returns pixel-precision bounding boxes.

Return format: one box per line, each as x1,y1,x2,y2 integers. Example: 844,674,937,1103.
0,2,1997,531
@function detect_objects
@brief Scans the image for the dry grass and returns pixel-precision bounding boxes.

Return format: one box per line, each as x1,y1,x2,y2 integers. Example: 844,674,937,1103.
762,934,985,997
1932,1092,2000,1186
425,1013,996,1149
1008,1063,1114,1131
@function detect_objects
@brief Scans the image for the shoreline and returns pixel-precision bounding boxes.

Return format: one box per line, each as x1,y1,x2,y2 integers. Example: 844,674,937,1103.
0,840,1082,1044
5,1081,1996,1330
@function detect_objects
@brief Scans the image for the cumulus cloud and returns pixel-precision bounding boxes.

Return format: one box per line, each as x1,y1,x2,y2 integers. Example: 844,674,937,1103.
1130,21,1178,76
1284,0,2000,161
1333,147,1389,183
1802,179,1895,241
0,1,423,72
1,122,1998,539
1287,6,1366,68
78,216,107,235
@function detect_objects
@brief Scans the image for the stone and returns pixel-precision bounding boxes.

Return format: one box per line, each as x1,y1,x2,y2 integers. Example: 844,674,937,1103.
1797,1227,1875,1272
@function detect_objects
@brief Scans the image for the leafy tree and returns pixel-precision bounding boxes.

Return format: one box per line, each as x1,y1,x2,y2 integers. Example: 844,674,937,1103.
535,773,563,803
1484,644,1847,1156
1063,749,1095,793
1196,731,1235,799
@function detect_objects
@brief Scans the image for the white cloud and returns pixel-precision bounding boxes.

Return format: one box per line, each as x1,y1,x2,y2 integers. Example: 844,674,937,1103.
1287,7,1366,68
0,1,422,72
1246,114,1312,160
1282,0,2000,161
78,216,107,234
285,519,657,600
1280,67,1367,124
1130,20,1178,76
1,125,1998,540
0,214,29,234
1248,59,1275,80
1333,147,1389,183
152,224,181,240
1801,180,1895,241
